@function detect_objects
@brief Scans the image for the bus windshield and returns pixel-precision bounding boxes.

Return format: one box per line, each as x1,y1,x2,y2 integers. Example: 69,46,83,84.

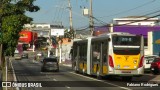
112,36,141,46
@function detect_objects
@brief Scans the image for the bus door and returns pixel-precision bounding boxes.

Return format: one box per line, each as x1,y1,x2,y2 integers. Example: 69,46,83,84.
78,42,87,73
92,41,101,75
92,40,108,76
72,42,79,71
101,40,108,75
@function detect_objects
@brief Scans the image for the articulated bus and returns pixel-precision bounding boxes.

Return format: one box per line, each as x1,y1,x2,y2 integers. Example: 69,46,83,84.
71,32,144,81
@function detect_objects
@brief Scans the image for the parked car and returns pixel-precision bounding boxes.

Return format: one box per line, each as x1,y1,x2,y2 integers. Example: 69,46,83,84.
41,57,59,72
144,55,158,72
151,57,160,75
14,53,22,60
21,52,28,59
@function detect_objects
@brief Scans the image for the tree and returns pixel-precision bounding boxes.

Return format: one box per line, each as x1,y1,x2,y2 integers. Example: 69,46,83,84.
64,29,74,39
0,0,39,66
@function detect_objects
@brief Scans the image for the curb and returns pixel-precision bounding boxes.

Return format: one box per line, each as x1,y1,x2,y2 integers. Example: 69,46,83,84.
10,59,19,90
148,80,160,84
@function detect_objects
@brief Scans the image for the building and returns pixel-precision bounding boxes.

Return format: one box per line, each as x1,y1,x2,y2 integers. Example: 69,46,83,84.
113,16,159,26
24,23,64,38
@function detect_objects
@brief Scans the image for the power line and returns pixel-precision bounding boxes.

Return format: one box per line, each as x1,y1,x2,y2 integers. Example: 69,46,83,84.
57,0,67,25
77,26,90,31
93,8,160,27
76,13,160,31
117,13,160,26
76,10,160,30
52,0,66,25
97,0,157,18
135,5,160,16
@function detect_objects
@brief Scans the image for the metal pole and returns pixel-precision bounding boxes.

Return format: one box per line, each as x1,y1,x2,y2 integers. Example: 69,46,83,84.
68,0,74,38
59,43,62,63
32,32,35,52
90,0,94,36
56,34,58,57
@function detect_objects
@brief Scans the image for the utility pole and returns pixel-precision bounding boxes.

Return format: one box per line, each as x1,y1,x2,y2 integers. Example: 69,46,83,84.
90,0,94,36
68,0,74,38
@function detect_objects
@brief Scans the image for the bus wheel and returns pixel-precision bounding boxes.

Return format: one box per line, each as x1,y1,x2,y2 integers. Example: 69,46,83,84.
122,76,132,81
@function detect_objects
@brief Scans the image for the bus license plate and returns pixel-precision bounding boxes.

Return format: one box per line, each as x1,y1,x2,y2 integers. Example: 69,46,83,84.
121,71,131,73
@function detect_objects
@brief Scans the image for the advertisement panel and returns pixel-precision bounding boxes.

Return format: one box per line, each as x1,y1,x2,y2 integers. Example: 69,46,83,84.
153,30,160,55
51,29,64,36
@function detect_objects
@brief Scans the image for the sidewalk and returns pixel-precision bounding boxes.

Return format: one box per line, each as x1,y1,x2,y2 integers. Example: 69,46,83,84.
1,58,17,90
148,74,160,84
7,66,17,90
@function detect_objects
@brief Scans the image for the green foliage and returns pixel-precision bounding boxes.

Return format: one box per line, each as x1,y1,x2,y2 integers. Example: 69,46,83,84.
0,0,40,56
64,29,74,39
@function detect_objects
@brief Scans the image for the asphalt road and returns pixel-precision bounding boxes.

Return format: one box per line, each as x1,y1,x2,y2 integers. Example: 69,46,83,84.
11,57,160,90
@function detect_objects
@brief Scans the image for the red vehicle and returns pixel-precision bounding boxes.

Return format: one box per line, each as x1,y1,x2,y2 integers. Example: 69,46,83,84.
18,30,38,50
19,30,37,44
151,57,160,75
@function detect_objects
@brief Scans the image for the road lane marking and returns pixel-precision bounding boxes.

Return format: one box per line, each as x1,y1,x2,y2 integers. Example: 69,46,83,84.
53,79,57,81
69,72,131,90
10,59,20,90
53,79,71,88
65,85,71,89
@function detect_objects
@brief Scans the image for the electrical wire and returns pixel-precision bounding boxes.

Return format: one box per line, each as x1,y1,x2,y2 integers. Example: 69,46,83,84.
97,0,157,18
92,8,160,27
117,13,160,26
52,0,66,25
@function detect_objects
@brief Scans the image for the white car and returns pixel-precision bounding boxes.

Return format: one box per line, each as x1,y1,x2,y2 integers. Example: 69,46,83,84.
14,49,19,53
37,52,43,56
144,55,158,71
14,53,22,60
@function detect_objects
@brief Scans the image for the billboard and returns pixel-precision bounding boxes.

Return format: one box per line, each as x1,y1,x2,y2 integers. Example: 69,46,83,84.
51,29,64,36
153,30,160,55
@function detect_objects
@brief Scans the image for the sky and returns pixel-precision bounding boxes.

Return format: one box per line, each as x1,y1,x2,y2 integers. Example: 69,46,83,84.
26,0,160,30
